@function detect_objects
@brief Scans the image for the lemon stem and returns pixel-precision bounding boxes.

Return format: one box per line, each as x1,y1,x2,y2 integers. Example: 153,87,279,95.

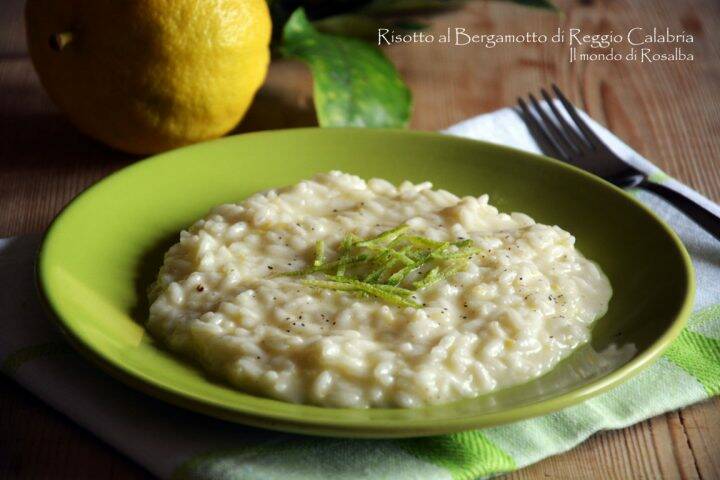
49,32,74,52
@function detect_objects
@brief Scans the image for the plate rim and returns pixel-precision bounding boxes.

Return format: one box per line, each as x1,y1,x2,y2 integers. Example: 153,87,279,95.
36,127,696,437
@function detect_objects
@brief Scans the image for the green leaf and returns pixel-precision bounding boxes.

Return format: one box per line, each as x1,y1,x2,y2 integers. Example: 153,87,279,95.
280,8,412,128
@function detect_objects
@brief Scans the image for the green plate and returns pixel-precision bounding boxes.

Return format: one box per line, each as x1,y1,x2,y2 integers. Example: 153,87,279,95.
37,128,694,438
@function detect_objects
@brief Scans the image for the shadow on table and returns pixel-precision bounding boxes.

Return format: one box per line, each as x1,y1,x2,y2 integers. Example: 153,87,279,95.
0,84,131,171
0,83,317,174
234,88,317,134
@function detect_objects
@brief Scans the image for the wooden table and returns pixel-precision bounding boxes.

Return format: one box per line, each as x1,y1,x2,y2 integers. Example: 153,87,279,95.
2,0,719,478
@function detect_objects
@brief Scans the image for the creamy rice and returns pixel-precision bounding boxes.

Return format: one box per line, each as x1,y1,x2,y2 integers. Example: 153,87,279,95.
148,171,611,408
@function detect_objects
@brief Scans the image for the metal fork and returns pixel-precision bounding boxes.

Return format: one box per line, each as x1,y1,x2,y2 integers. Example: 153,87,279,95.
518,85,720,241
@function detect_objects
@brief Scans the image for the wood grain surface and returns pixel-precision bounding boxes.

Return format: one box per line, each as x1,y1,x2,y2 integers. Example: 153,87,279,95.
1,0,719,478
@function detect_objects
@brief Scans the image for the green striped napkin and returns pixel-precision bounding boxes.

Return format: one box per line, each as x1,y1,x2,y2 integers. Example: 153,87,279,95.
1,107,718,479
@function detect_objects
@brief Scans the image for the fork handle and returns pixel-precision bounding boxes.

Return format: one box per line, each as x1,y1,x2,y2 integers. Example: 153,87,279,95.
640,180,720,241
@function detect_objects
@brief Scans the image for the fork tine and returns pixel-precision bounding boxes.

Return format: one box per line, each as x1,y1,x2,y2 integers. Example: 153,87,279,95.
527,93,575,157
517,97,565,160
541,88,590,153
551,84,607,150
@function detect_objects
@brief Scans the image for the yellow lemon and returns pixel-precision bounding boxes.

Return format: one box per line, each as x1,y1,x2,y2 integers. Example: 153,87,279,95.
25,0,271,154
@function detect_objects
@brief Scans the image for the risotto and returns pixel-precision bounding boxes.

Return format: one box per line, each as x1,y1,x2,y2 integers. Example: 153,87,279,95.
147,171,612,408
